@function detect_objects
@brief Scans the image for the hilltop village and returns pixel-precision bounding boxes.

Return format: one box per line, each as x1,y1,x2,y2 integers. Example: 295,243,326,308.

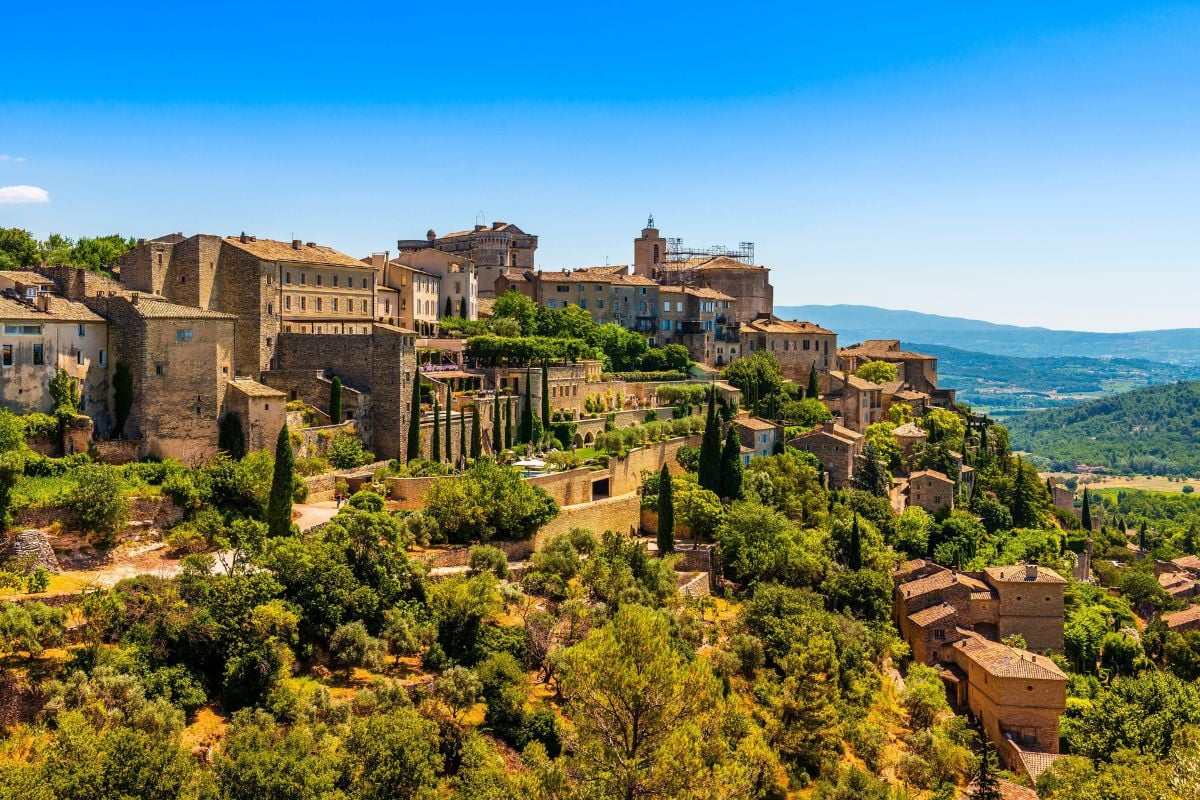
2,219,1199,800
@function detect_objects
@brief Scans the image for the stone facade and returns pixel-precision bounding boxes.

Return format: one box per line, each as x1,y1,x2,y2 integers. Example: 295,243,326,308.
839,339,948,401
654,255,773,322
397,221,537,298
909,470,956,514
740,314,836,381
658,286,738,365
525,266,660,334
271,324,417,459
733,415,782,461
388,249,477,322
789,422,864,489
222,378,286,454
0,273,110,433
821,370,883,433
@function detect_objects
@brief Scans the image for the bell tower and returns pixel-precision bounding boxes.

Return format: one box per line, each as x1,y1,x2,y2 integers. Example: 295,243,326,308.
633,214,666,277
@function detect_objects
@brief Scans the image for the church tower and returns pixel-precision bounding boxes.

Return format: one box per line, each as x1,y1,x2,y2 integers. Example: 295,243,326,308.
633,214,666,277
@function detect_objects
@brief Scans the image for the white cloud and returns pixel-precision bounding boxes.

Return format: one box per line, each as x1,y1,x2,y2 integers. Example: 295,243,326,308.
0,185,51,204
0,155,26,162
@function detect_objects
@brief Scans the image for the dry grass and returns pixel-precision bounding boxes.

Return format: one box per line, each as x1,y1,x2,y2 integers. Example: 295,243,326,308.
1042,471,1200,494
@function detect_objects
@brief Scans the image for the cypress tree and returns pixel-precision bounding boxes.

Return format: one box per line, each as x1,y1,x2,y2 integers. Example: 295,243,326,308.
444,296,453,318
1139,521,1149,557
1081,487,1093,532
521,367,534,444
698,391,722,494
431,396,441,462
492,393,503,454
459,401,467,463
504,397,513,449
657,463,674,555
329,376,342,424
470,405,482,459
541,360,551,426
267,424,294,538
719,425,743,500
459,296,468,319
218,412,246,460
848,513,863,571
445,391,452,463
807,362,820,400
407,372,422,461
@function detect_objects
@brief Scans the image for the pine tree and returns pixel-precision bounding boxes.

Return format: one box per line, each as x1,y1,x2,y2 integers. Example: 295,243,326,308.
541,360,551,426
470,405,482,459
521,367,534,444
431,396,441,462
657,463,674,555
329,376,342,424
848,513,863,571
1081,487,1093,532
968,736,1003,800
493,393,503,454
698,391,722,494
807,362,820,400
267,424,294,538
719,426,743,500
407,371,422,461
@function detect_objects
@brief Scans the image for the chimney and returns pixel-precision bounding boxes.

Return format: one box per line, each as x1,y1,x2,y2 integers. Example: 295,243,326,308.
137,238,145,246
492,221,506,229
130,292,140,305
36,293,51,312
240,232,248,243
292,239,302,250
1026,564,1038,580
474,224,487,232
306,242,316,248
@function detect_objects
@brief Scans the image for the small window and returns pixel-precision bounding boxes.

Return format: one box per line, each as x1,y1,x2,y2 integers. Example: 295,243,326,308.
76,351,84,366
78,324,86,337
300,297,307,310
285,296,292,310
180,274,187,284
32,343,44,365
332,276,339,287
98,349,107,366
316,298,323,312
300,273,307,285
176,329,193,342
267,303,274,315
2,344,12,366
155,364,165,376
362,278,368,289
286,271,292,284
316,274,322,286
332,298,338,311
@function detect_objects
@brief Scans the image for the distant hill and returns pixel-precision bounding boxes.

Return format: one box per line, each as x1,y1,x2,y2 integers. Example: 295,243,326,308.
1005,381,1200,477
908,343,1200,413
774,304,1200,366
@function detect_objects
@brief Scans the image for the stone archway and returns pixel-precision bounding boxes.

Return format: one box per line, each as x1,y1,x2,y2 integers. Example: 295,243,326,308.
584,431,595,445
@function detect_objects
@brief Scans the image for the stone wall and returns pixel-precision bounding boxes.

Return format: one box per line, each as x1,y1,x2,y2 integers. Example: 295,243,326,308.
14,496,182,534
534,493,642,546
608,434,700,496
525,467,601,507
92,439,142,465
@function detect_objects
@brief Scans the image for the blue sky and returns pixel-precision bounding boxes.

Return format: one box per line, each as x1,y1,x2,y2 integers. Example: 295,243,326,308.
2,2,1198,331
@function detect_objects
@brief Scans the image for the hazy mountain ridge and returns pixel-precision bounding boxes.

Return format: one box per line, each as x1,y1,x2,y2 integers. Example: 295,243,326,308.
775,304,1200,366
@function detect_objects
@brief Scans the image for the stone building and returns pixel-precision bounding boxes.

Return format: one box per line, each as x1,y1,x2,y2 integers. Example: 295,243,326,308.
892,421,927,470
892,560,1068,782
788,422,863,489
0,271,110,432
367,255,441,335
839,339,954,404
909,469,956,514
86,293,238,464
1163,604,1200,633
388,249,477,322
267,324,417,459
821,370,883,433
397,221,537,298
658,285,737,365
732,415,783,461
739,314,836,381
222,378,287,454
116,233,376,376
523,266,659,334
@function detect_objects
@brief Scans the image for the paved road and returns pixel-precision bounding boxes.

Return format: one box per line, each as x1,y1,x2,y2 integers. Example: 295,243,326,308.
294,501,339,532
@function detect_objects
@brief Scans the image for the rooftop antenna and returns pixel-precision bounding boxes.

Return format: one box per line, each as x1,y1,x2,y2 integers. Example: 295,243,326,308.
647,213,655,228
475,210,485,227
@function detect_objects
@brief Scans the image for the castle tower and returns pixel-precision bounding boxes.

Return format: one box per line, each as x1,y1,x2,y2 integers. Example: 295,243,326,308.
633,214,666,277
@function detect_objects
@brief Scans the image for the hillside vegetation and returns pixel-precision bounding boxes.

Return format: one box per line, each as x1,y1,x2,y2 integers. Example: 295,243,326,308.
1007,381,1200,476
915,343,1200,412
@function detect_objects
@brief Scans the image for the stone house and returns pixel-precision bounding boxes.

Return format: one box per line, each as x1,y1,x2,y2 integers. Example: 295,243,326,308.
268,324,417,459
116,233,377,376
880,380,931,418
651,254,773,323
658,285,737,365
388,249,477,322
1163,604,1200,633
789,421,863,489
909,469,956,514
732,415,782,462
222,378,286,454
821,370,883,432
0,272,110,433
85,293,238,464
397,221,538,298
893,561,1068,782
839,339,955,405
525,266,660,335
892,421,927,471
367,255,441,335
739,314,836,381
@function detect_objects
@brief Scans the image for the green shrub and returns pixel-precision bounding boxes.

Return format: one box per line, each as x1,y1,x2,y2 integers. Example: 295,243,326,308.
328,431,373,470
294,456,332,477
21,413,59,440
68,464,130,545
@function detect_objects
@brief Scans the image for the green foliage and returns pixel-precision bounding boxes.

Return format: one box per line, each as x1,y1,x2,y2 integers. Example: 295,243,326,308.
468,544,510,579
424,458,558,542
407,373,422,462
267,424,295,537
68,464,130,545
719,425,744,500
328,430,372,469
781,397,833,428
218,412,246,460
656,463,674,555
698,393,721,493
854,360,898,385
1007,381,1200,476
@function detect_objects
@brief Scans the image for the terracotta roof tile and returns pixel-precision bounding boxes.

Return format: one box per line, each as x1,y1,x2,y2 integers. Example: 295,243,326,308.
734,416,778,431
909,602,956,627
953,636,1066,680
226,378,286,398
909,469,955,485
740,316,835,335
893,422,927,438
0,294,105,323
1163,604,1200,629
131,299,238,320
0,270,57,285
224,237,370,269
899,569,954,599
984,565,1067,585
